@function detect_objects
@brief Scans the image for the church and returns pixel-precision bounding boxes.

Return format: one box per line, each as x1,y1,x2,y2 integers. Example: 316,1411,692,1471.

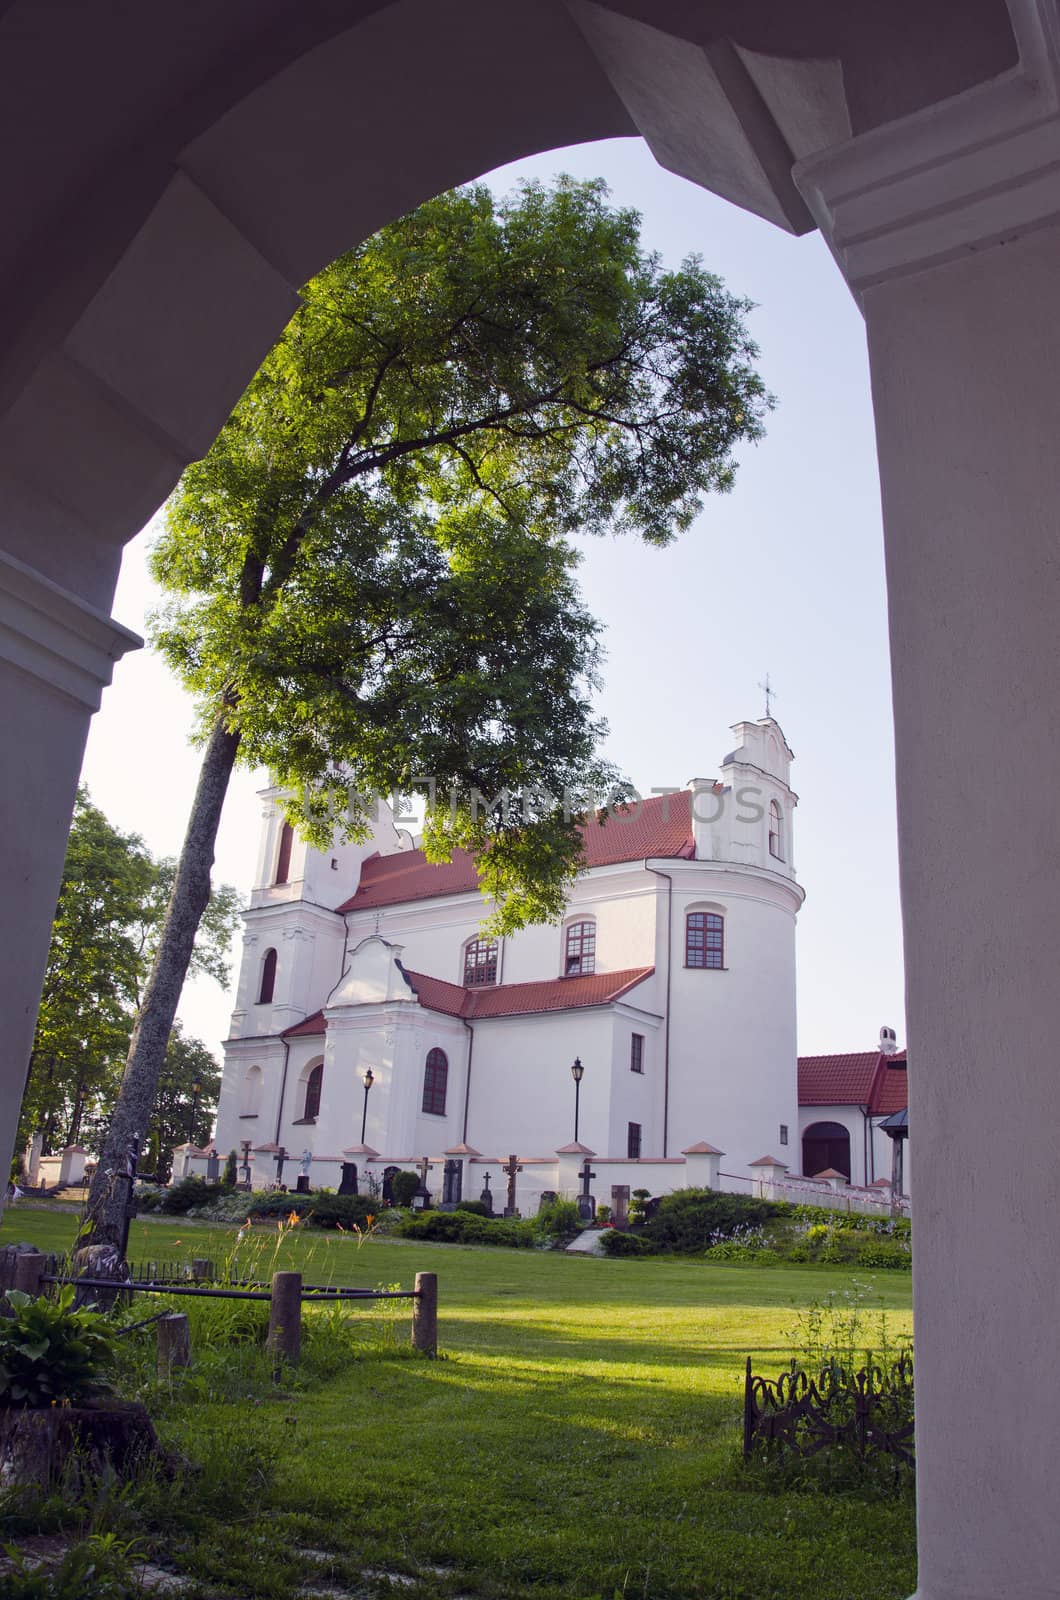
206,715,904,1210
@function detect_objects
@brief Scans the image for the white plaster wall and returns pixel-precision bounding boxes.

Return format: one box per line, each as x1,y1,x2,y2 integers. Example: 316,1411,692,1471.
605,1002,664,1157
465,1010,622,1157
214,1037,288,1155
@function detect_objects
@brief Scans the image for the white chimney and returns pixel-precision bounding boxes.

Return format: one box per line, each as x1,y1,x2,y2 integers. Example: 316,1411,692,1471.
879,1025,899,1057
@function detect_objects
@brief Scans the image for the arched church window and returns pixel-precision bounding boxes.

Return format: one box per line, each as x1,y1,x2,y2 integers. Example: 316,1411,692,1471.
564,920,596,976
302,1062,323,1121
769,800,784,860
258,948,277,1004
686,911,724,969
422,1048,449,1116
463,938,498,987
275,821,294,885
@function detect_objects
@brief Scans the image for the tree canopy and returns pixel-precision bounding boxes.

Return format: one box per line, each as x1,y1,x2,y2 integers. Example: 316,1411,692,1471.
152,175,770,930
19,789,238,1162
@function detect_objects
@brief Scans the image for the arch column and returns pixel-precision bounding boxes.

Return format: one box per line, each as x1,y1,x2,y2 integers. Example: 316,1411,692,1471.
795,7,1060,1592
0,551,140,1179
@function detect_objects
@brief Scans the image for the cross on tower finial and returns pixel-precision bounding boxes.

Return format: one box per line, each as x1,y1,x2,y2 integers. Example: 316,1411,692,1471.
758,673,776,719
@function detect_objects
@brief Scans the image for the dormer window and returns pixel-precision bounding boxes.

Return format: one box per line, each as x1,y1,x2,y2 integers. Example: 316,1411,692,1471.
463,938,498,987
564,920,596,976
768,800,783,860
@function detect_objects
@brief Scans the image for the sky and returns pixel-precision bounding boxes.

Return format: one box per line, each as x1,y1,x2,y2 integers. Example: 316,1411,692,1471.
78,136,904,1066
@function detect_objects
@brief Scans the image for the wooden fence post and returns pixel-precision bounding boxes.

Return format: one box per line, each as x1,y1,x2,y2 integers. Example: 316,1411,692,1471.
190,1258,213,1281
13,1253,45,1297
411,1271,437,1356
268,1271,302,1370
157,1313,191,1376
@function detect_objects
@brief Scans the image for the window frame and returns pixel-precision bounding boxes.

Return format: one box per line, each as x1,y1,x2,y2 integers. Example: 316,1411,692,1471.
422,1048,449,1116
627,1121,642,1159
463,937,499,987
301,1061,323,1122
768,799,784,860
630,1033,644,1074
685,910,725,969
275,821,294,885
563,919,596,977
258,947,277,1004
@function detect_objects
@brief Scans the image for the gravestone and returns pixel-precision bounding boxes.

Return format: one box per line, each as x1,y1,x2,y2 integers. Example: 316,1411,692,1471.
382,1165,399,1206
295,1175,310,1193
338,1162,359,1196
577,1157,597,1224
479,1172,494,1215
611,1184,630,1228
442,1159,463,1207
206,1151,220,1183
239,1141,253,1187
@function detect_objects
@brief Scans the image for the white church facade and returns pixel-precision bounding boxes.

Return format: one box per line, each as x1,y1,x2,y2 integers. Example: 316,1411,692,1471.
193,716,905,1212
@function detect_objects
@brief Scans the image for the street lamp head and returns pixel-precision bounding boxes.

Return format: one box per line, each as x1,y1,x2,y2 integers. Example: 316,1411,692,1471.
571,1057,584,1084
363,1068,375,1090
191,1078,203,1097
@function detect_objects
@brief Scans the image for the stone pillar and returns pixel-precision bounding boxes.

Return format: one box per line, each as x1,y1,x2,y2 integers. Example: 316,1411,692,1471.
555,1142,594,1201
23,1132,42,1188
747,1156,787,1201
793,25,1060,1592
0,553,139,1206
680,1141,723,1190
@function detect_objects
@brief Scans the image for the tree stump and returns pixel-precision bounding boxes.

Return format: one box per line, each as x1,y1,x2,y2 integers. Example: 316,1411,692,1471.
0,1402,162,1491
156,1313,191,1376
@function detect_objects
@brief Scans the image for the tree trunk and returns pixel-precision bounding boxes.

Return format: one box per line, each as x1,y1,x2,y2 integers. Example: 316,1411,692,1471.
82,714,240,1250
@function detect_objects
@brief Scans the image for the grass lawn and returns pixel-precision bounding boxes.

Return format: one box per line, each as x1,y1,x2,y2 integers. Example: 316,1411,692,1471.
1,1206,915,1600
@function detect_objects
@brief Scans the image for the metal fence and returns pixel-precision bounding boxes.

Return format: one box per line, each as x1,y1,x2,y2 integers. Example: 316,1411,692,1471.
743,1353,915,1468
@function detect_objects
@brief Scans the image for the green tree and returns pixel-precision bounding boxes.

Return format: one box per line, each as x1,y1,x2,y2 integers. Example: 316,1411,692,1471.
86,175,770,1248
20,790,154,1153
19,789,238,1163
139,1025,221,1180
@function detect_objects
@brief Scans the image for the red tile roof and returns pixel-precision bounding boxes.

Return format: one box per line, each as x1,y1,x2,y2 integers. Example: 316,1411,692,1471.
337,792,695,914
798,1051,907,1115
282,1009,326,1038
403,966,655,1020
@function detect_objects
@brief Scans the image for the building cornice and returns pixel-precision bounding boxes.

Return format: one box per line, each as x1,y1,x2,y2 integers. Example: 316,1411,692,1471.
0,550,141,710
794,0,1060,298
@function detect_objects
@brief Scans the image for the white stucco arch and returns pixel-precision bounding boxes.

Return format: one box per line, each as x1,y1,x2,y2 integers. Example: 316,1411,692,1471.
3,4,1060,1595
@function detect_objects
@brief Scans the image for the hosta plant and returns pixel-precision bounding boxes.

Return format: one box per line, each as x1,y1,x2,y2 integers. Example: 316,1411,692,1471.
0,1288,117,1408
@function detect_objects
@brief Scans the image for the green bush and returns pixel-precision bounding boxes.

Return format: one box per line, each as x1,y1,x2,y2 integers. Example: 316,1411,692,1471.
598,1230,654,1257
396,1210,534,1248
389,1169,420,1208
643,1189,785,1254
0,1287,117,1408
856,1240,912,1270
159,1176,232,1214
246,1191,315,1219
454,1199,490,1216
302,1193,375,1230
533,1196,581,1240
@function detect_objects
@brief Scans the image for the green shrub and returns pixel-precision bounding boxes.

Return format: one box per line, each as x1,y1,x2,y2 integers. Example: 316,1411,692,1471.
223,1150,238,1186
0,1287,117,1407
643,1189,785,1254
389,1170,420,1208
856,1240,912,1270
159,1176,234,1215
533,1196,582,1240
454,1200,490,1216
598,1230,654,1257
396,1211,534,1248
302,1193,375,1230
246,1191,315,1219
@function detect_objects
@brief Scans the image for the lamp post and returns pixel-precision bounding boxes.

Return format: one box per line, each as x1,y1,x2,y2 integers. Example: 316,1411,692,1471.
188,1076,203,1142
571,1057,584,1144
360,1067,375,1143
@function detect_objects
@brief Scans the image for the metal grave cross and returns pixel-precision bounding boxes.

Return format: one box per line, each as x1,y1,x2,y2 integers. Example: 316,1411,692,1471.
274,1146,287,1187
